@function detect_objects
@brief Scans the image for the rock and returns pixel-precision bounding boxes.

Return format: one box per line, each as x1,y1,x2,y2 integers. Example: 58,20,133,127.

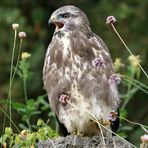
38,135,132,148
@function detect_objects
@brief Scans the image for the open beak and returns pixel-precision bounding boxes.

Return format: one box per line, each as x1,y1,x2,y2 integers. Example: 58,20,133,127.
48,16,64,30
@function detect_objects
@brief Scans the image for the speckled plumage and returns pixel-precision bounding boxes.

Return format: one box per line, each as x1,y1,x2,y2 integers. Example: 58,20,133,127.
43,5,120,135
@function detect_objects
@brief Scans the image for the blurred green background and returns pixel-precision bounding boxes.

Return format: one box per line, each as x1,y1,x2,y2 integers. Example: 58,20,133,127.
0,0,148,146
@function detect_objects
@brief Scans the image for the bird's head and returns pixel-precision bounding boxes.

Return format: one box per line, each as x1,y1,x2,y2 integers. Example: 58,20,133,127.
48,5,90,31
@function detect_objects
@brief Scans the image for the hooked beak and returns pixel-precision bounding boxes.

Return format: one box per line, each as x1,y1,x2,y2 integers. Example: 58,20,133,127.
48,16,56,25
48,19,52,25
48,16,64,30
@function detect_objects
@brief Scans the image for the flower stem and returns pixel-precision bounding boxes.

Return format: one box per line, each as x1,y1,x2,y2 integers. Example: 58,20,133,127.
111,23,148,79
26,119,31,130
119,116,148,133
23,77,28,103
8,29,17,127
11,38,23,84
0,106,20,133
120,74,148,90
2,29,17,133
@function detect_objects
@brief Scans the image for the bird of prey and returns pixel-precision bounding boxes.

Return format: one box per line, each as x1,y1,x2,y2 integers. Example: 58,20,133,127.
43,5,120,136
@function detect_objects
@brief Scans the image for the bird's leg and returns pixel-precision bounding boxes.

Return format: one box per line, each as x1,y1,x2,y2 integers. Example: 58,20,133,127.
71,130,80,135
71,131,77,135
59,93,70,104
76,129,80,135
71,130,83,136
76,129,84,136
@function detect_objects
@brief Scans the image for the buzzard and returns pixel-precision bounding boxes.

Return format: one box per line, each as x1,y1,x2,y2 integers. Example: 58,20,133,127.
43,5,120,136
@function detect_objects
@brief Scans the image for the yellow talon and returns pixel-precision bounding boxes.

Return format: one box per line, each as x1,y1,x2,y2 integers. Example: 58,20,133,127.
77,129,80,135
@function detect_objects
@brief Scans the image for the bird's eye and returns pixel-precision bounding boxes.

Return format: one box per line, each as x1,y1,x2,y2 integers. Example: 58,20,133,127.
62,13,70,19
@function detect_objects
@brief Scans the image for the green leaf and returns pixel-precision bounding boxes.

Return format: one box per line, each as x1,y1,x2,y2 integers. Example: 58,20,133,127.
118,131,127,138
19,124,28,130
12,102,26,110
30,111,41,115
120,125,133,131
120,108,128,118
